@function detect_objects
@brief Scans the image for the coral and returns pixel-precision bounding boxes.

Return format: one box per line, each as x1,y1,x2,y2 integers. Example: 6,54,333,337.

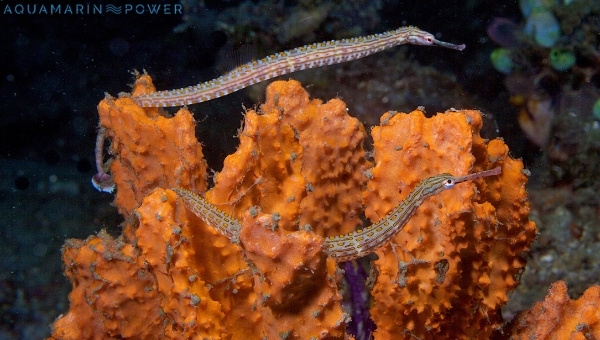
205,79,371,238
489,0,600,150
342,260,375,339
525,8,561,47
238,212,345,339
365,109,537,339
516,93,554,147
486,18,520,48
491,47,514,74
500,281,600,339
549,47,576,71
51,77,365,339
50,193,226,340
519,0,562,48
51,77,537,339
97,76,208,217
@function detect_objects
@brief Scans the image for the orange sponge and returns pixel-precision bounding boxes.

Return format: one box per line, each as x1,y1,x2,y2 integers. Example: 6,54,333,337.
501,281,600,339
365,109,537,339
206,80,371,238
98,74,207,217
51,189,226,339
52,77,358,339
239,212,347,338
52,77,541,339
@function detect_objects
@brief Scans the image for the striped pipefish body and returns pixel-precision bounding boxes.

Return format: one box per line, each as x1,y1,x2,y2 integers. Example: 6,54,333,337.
173,167,501,262
133,26,465,107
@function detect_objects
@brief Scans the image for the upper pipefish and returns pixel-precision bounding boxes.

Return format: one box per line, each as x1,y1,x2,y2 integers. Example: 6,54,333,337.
133,26,466,108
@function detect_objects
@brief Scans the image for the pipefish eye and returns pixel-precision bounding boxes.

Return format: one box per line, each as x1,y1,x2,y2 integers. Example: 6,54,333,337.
443,179,455,188
416,33,435,45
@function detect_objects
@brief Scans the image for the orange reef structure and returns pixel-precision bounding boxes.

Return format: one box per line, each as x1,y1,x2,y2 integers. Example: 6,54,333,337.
502,280,600,339
50,76,555,339
365,109,535,338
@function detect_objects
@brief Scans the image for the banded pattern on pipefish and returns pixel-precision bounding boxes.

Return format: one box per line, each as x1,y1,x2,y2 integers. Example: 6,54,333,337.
133,26,465,107
173,167,501,262
173,188,241,242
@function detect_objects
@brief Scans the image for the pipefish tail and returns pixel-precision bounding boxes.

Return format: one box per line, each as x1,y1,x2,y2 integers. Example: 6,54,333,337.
133,26,466,107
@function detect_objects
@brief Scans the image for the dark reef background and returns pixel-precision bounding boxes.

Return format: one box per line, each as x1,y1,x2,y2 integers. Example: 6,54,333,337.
1,1,599,338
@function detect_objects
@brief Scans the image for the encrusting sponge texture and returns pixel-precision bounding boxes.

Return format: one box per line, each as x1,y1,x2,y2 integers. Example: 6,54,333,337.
48,76,566,339
365,109,536,339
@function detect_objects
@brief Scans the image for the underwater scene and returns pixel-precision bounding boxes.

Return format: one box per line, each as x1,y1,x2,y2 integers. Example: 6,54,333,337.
1,0,599,339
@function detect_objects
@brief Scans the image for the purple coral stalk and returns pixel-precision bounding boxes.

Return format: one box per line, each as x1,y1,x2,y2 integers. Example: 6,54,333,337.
343,260,375,340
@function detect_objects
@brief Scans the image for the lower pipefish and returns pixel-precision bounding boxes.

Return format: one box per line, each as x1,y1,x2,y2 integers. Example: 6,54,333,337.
133,26,466,107
173,167,501,262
